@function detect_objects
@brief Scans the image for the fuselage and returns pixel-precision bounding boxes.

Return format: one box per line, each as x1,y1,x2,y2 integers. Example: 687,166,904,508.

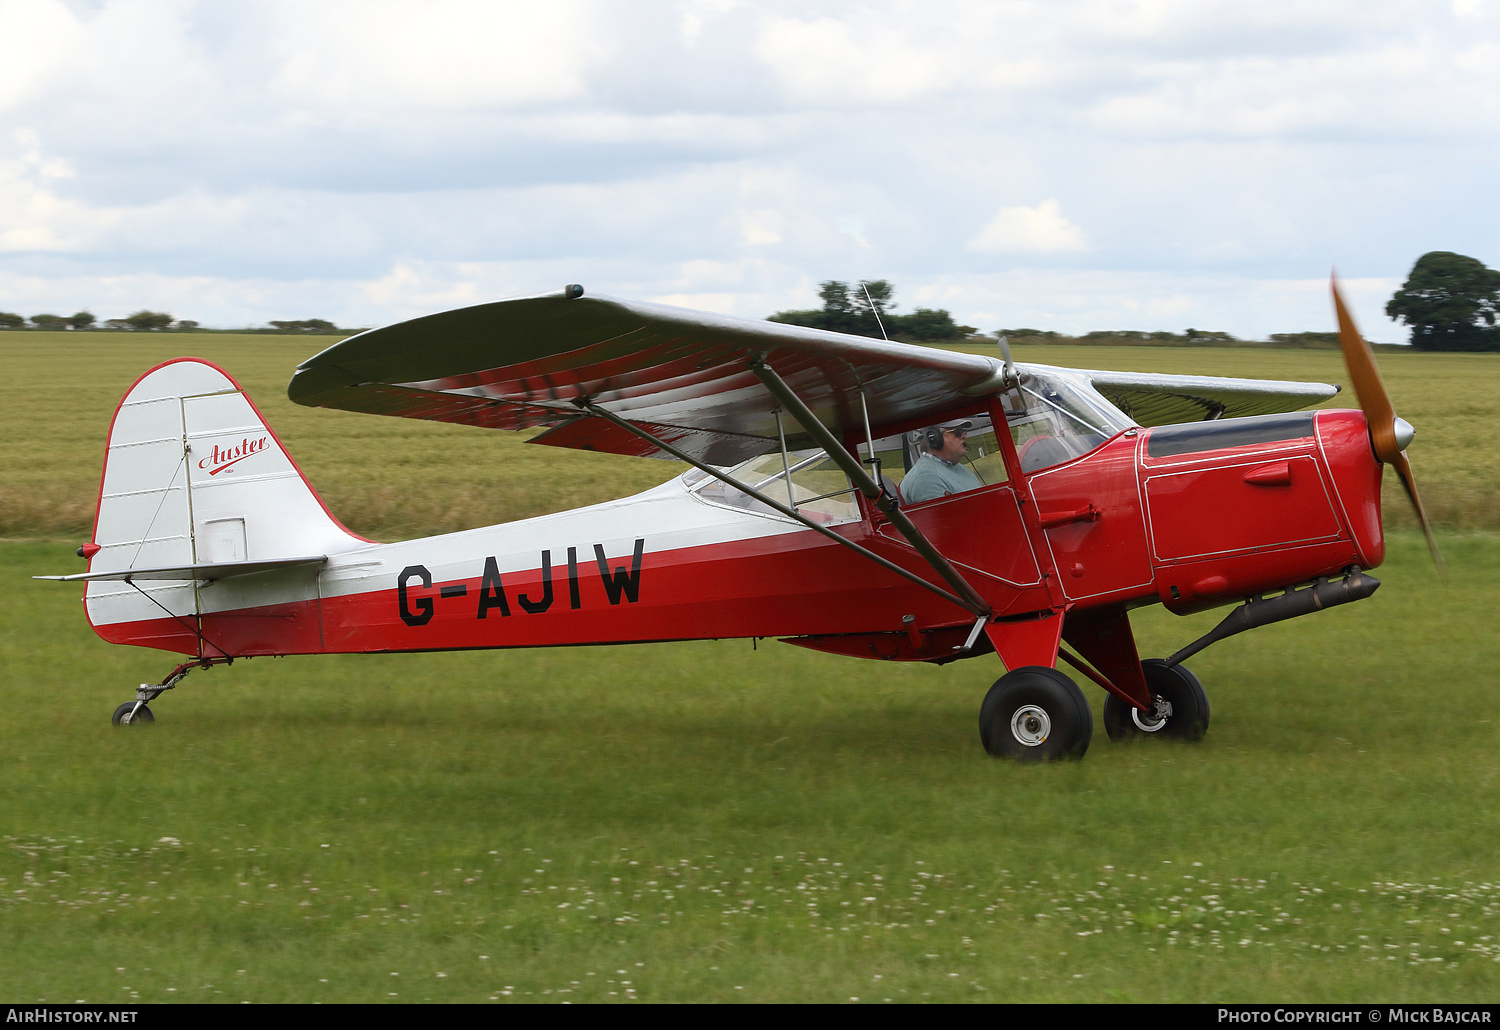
90,400,1385,664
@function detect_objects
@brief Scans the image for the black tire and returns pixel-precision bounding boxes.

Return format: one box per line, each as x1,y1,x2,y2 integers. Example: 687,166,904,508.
978,666,1093,761
111,702,155,726
1102,659,1209,742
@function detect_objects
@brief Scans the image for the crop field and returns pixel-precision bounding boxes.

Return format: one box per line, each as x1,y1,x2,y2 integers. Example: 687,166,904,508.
1,334,1498,1003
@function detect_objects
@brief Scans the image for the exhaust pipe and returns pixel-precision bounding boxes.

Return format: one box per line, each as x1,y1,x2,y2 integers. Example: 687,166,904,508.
1165,569,1381,667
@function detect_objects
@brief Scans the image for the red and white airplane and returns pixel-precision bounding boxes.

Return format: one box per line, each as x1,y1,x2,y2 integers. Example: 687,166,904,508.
43,280,1436,760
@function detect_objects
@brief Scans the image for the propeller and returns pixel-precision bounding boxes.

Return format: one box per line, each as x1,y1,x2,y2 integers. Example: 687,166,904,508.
1331,274,1444,574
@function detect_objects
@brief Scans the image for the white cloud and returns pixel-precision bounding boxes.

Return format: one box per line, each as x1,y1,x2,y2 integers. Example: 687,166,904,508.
268,0,608,113
0,130,106,252
0,0,81,114
358,262,488,317
679,0,744,43
738,209,783,246
966,199,1088,254
753,15,965,105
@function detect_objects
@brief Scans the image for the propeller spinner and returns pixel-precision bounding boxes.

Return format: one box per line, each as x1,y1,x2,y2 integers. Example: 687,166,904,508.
1331,275,1444,573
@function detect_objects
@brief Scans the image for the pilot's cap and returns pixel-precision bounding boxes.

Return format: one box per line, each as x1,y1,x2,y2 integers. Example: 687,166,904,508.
936,418,973,432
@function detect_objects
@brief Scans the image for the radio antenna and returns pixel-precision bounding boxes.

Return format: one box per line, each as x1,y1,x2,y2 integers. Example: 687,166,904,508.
861,281,890,341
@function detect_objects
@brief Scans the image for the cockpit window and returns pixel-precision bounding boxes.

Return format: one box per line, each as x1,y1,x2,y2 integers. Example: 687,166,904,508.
682,367,1134,518
693,449,860,524
1006,370,1132,473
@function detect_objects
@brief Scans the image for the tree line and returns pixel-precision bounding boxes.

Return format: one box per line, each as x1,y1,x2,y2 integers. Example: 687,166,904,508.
0,311,345,334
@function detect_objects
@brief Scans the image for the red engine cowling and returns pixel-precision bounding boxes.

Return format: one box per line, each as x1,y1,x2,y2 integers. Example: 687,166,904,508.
1142,409,1383,614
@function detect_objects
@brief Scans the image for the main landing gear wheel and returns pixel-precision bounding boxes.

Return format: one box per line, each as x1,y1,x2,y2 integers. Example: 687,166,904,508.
979,666,1093,761
1102,659,1209,742
111,701,155,726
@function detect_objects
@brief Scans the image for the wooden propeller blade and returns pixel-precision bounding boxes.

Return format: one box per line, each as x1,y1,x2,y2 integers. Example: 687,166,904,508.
1390,449,1446,576
1331,274,1444,575
1331,275,1401,464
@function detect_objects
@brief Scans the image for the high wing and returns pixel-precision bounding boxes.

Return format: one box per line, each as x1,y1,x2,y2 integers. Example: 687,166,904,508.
288,289,1012,464
288,289,1339,461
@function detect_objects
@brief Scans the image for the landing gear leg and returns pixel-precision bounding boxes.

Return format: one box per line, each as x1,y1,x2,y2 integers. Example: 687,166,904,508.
110,657,232,727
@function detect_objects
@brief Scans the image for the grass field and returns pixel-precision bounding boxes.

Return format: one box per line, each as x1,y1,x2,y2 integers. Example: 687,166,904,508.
2,335,1498,1003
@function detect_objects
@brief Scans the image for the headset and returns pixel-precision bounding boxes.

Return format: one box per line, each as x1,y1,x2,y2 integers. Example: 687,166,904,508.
923,425,946,451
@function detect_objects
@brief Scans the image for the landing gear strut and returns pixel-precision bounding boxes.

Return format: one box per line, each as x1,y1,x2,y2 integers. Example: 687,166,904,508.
110,657,232,727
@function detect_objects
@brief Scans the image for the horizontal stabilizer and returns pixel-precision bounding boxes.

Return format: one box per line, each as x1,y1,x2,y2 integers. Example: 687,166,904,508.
37,556,327,583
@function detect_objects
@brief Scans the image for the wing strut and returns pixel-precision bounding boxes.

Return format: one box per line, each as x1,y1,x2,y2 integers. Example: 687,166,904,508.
748,360,993,616
577,400,985,615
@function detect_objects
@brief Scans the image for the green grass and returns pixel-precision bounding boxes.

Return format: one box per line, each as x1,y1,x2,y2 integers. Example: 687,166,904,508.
4,533,1498,1003
4,333,1498,1002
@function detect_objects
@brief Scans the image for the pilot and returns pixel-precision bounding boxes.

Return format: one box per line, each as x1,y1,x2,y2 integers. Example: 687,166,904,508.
901,419,982,504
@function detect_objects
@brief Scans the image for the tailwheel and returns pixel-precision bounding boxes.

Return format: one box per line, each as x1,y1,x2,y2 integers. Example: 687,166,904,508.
111,701,155,726
979,666,1093,761
106,658,228,728
1103,659,1209,742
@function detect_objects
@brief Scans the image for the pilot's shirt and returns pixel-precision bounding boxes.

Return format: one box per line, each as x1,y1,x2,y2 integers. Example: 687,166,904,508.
901,452,982,504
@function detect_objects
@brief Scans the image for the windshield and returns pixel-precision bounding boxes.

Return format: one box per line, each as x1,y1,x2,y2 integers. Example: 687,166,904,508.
1006,369,1132,473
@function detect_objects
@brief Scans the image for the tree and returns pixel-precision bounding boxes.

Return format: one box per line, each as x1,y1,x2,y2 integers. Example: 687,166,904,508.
900,307,974,342
768,280,974,341
1386,251,1500,351
30,314,67,330
768,280,863,334
68,311,95,330
123,310,174,331
0,312,23,329
269,319,339,333
173,320,200,331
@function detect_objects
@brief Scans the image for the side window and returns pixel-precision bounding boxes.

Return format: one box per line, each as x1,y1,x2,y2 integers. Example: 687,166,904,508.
957,421,1009,487
875,414,1008,507
696,449,860,524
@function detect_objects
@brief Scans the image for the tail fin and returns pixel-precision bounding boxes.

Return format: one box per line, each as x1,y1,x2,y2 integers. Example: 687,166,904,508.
83,358,369,652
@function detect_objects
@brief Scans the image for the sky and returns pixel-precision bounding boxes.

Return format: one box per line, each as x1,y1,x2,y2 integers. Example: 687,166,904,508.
2,0,1497,341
